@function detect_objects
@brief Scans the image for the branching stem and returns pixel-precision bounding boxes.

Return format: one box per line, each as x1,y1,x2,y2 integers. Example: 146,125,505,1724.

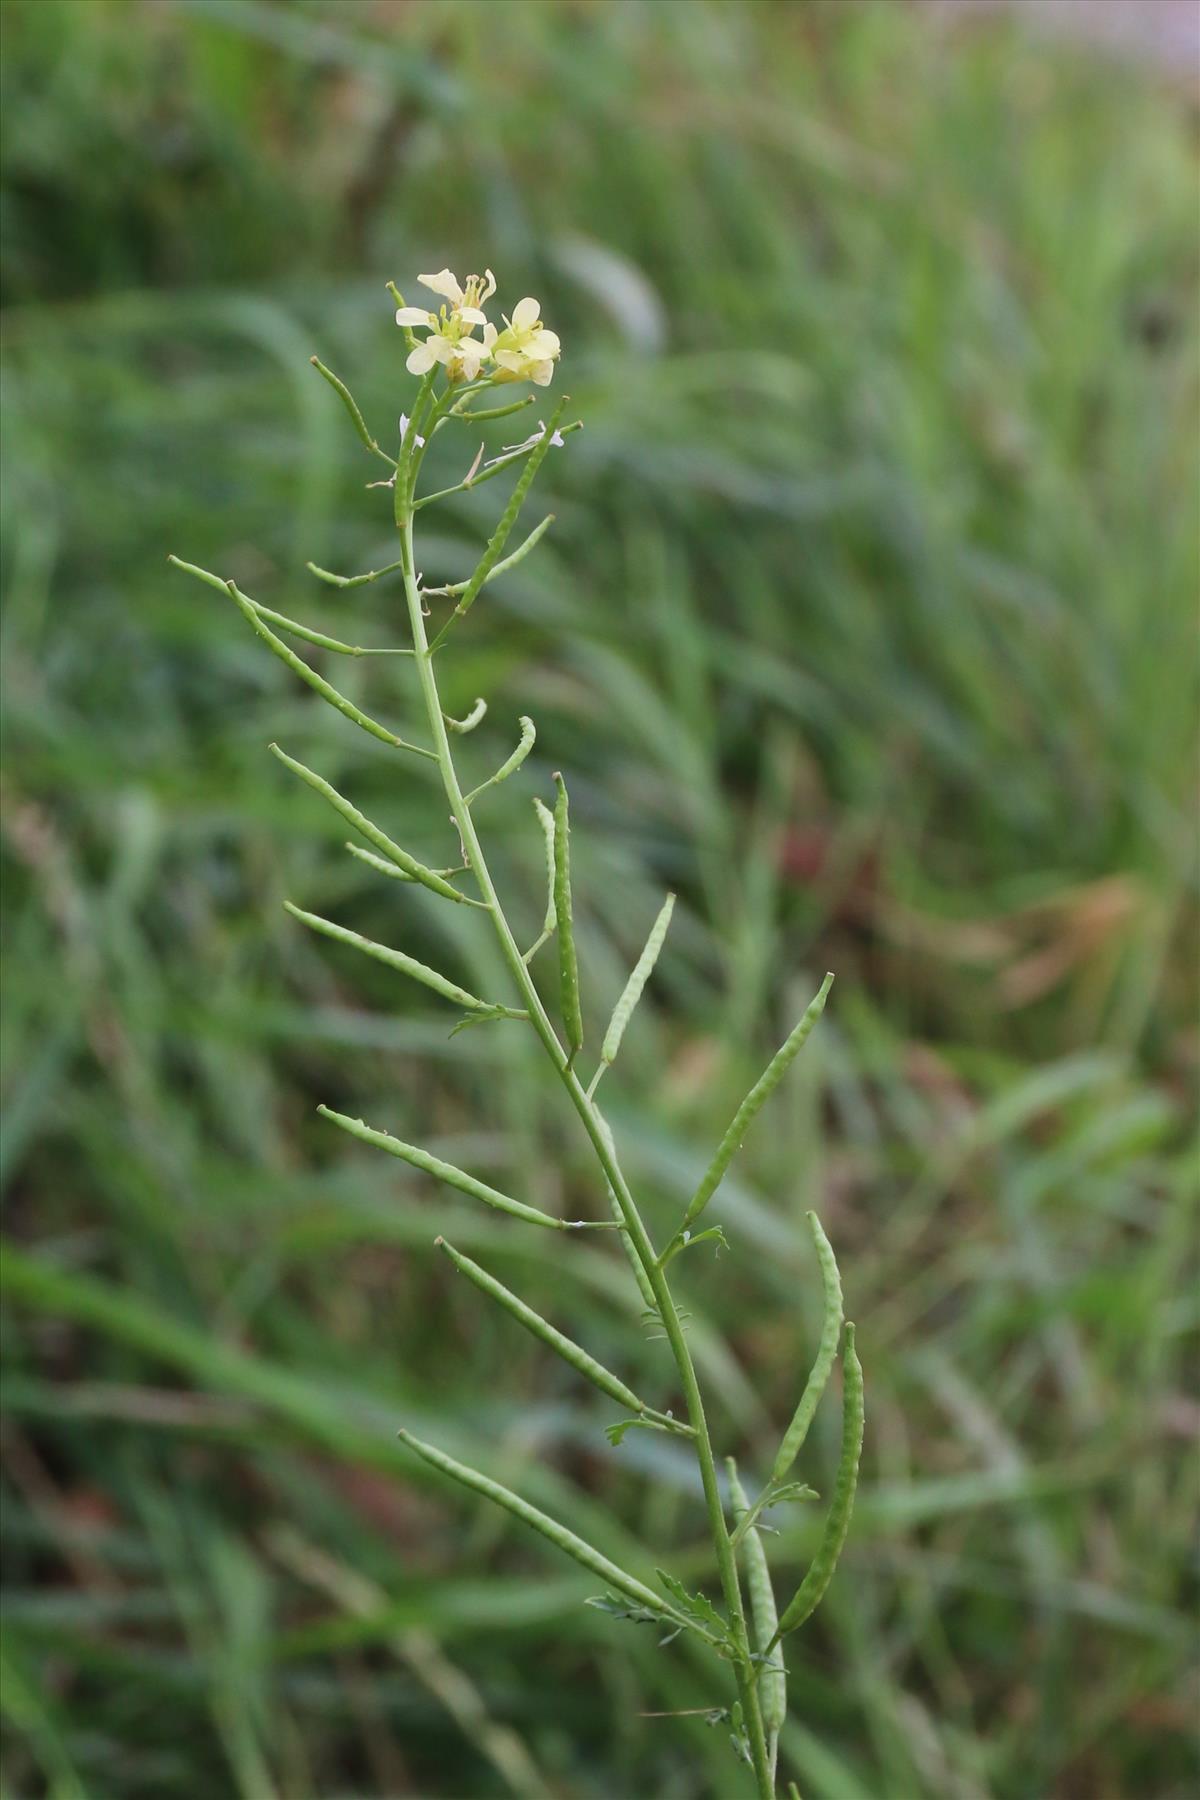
396,497,775,1800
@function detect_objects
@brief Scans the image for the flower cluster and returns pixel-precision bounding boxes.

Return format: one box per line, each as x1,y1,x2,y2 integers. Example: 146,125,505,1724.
396,269,561,387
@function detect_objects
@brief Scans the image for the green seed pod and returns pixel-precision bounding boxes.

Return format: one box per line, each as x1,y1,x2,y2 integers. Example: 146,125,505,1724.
533,798,558,939
426,514,554,599
727,1459,787,1744
771,1211,844,1484
445,697,488,734
465,716,537,806
427,399,569,651
317,1106,569,1232
268,743,467,904
600,893,675,1071
437,1238,646,1414
309,355,395,467
675,972,834,1242
771,1324,864,1646
397,1428,697,1635
283,903,494,1012
553,773,584,1065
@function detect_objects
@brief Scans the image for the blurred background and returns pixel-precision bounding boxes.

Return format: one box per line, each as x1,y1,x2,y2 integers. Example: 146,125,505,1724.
2,2,1197,1796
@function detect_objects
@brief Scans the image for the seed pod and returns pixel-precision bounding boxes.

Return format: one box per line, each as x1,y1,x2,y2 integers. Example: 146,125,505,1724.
676,972,834,1241
465,716,537,806
318,1105,569,1231
553,773,584,1065
427,398,569,649
437,1238,646,1413
771,1324,864,1646
771,1211,844,1483
600,894,675,1071
283,903,494,1012
268,743,466,903
727,1459,787,1743
398,1428,697,1635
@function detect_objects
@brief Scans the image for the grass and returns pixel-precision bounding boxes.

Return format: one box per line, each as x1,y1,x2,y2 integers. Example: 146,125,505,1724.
2,2,1197,1796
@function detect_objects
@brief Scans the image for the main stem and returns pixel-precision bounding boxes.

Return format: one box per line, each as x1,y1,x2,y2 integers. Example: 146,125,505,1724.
398,507,775,1799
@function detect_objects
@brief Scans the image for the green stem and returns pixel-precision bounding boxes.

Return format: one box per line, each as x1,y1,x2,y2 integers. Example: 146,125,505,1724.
397,494,775,1799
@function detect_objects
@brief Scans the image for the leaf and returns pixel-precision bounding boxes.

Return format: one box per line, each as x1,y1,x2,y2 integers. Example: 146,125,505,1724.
584,1593,660,1627
655,1570,731,1648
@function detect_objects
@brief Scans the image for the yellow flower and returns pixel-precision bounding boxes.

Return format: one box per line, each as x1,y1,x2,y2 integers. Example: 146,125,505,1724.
484,297,561,387
396,268,496,381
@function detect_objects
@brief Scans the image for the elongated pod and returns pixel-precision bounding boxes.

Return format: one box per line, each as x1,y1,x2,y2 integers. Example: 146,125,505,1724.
671,973,834,1245
397,1429,712,1642
600,894,675,1072
771,1211,844,1483
727,1459,787,1754
437,1238,647,1414
770,1324,864,1647
553,773,584,1065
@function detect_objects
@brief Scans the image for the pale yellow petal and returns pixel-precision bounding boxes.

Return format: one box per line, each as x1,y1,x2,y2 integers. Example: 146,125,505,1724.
419,268,464,304
406,342,437,374
395,306,435,327
511,296,541,332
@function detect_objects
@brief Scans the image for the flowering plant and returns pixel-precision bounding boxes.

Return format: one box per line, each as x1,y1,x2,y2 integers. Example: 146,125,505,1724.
172,267,862,1800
